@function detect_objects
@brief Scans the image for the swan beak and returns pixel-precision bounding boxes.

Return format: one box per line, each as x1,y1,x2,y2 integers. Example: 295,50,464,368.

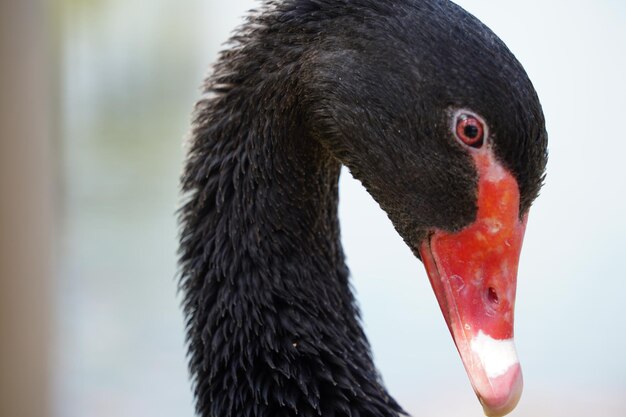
418,150,527,417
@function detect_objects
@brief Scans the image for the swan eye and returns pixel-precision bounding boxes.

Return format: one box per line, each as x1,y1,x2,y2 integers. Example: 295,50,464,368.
455,114,485,148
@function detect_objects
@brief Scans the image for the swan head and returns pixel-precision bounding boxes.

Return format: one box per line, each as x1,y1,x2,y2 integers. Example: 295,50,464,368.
302,3,547,415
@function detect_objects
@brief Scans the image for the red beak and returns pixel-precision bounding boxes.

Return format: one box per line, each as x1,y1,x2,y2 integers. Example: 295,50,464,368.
418,149,527,417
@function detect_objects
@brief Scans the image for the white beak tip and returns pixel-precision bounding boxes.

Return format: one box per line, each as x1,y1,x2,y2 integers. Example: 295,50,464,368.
478,363,523,417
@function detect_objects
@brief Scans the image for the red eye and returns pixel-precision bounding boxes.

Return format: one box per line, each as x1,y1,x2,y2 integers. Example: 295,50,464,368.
455,114,485,148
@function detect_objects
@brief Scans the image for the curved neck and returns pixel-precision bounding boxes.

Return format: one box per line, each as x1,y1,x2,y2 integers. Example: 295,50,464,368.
180,78,402,415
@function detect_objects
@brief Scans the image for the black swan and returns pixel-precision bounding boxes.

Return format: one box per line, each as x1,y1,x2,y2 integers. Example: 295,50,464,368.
178,1,547,416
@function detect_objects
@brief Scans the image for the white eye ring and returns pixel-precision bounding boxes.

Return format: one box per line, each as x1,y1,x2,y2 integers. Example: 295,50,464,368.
451,110,488,149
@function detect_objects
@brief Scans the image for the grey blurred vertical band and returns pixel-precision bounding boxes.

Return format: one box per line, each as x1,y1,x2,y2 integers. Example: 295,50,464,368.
0,0,54,416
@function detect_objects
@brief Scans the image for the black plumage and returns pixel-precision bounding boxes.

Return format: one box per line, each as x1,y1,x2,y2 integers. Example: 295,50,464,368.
178,1,548,416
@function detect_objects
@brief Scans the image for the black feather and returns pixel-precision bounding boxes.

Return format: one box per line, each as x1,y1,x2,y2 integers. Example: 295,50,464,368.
178,1,547,416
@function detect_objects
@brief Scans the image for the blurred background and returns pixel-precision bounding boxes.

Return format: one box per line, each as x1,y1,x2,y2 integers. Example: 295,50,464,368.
0,0,624,416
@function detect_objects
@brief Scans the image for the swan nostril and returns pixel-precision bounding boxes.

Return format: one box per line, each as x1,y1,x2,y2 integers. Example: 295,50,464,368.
487,287,499,305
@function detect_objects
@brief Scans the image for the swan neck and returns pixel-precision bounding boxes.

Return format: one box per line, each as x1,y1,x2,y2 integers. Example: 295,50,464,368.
180,83,401,416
